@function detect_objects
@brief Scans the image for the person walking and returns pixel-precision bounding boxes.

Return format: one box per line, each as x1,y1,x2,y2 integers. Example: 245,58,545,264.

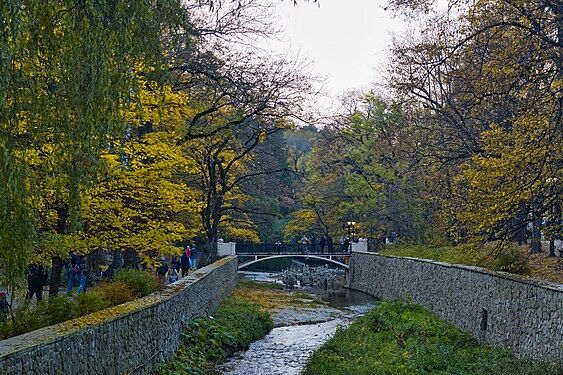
27,264,48,302
311,235,317,253
327,235,334,253
168,266,179,284
300,235,309,253
319,235,327,254
344,236,350,253
75,255,88,294
171,255,180,273
66,252,79,294
190,246,198,271
180,250,190,278
156,256,169,287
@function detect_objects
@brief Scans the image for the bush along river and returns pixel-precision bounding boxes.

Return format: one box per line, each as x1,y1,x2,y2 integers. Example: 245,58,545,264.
208,269,377,375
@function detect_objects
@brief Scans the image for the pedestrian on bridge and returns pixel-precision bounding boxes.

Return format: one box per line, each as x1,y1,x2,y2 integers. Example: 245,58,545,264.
311,235,317,253
156,257,169,287
27,264,48,302
327,235,334,253
320,235,327,253
300,235,309,253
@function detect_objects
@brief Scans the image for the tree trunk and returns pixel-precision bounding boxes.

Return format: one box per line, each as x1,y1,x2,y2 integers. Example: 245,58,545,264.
205,235,219,264
89,249,102,278
49,256,64,296
123,248,140,269
548,240,555,257
512,210,527,245
530,214,542,254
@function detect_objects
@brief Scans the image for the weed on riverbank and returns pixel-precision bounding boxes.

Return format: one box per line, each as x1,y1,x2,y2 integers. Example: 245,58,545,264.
157,291,273,375
303,300,560,375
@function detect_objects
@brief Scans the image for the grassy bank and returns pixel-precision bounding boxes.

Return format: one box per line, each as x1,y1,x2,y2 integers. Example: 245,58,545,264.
303,300,559,375
157,286,273,375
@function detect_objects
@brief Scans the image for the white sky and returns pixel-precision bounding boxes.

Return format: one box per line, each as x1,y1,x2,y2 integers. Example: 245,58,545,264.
266,0,406,112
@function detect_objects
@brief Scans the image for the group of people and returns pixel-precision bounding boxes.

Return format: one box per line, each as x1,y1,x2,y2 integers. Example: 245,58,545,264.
299,234,353,253
156,244,199,286
66,252,88,295
299,234,337,253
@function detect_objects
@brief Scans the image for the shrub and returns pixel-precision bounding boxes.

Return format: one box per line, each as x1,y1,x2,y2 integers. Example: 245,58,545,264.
113,269,160,297
94,281,134,306
491,246,532,275
74,291,111,316
5,303,50,338
40,295,77,325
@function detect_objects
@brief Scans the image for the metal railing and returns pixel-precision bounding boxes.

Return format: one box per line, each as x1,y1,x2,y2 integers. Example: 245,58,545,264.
235,243,350,255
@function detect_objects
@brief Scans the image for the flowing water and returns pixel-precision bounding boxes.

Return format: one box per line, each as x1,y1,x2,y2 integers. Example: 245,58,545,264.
211,272,377,375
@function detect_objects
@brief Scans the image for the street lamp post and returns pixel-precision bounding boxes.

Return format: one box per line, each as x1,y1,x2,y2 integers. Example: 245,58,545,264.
347,221,356,252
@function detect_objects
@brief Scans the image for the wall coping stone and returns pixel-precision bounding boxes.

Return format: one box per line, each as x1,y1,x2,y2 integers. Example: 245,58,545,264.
353,251,563,292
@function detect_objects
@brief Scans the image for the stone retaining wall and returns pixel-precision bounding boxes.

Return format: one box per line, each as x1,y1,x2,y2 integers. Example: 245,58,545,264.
0,256,238,375
348,251,562,363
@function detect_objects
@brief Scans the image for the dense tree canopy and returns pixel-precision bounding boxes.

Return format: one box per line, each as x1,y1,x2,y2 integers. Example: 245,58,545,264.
2,0,561,302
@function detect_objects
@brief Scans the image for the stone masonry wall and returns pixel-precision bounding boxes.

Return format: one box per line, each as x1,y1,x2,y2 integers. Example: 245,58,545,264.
348,251,562,363
0,256,238,375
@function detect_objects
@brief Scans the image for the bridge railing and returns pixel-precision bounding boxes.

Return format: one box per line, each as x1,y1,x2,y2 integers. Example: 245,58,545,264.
236,243,350,255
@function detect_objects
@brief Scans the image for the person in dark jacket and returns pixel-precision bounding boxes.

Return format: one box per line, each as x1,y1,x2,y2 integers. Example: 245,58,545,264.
156,256,169,287
319,235,327,253
327,235,334,253
27,264,48,302
180,251,190,278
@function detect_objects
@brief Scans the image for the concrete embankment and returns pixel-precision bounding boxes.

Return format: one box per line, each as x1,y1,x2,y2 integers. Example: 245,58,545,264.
0,256,238,375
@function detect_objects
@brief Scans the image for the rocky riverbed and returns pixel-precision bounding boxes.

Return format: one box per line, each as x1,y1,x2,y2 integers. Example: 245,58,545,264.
210,276,376,375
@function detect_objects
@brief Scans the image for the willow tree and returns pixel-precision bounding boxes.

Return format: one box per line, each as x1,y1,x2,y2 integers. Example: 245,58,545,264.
0,0,190,295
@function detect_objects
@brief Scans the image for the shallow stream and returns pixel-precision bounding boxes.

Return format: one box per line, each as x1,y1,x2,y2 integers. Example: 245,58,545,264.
210,272,377,375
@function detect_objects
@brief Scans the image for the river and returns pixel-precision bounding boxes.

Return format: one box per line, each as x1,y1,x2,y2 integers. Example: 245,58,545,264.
210,272,377,375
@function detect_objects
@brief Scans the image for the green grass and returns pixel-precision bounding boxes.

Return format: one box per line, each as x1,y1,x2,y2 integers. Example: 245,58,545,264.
303,300,560,375
379,244,533,276
237,280,283,290
157,291,273,375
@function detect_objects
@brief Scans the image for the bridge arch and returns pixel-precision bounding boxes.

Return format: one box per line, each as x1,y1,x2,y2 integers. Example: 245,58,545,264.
237,254,350,270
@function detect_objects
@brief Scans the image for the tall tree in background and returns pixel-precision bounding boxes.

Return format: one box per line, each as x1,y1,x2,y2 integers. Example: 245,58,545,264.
167,2,314,261
289,93,438,246
388,0,562,252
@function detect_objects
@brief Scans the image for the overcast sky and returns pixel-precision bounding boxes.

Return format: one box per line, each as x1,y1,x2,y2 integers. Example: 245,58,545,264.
266,0,406,111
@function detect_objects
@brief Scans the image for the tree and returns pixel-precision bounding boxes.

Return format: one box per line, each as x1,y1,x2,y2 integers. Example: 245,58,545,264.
289,93,439,246
388,0,562,251
167,9,313,261
1,0,190,294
